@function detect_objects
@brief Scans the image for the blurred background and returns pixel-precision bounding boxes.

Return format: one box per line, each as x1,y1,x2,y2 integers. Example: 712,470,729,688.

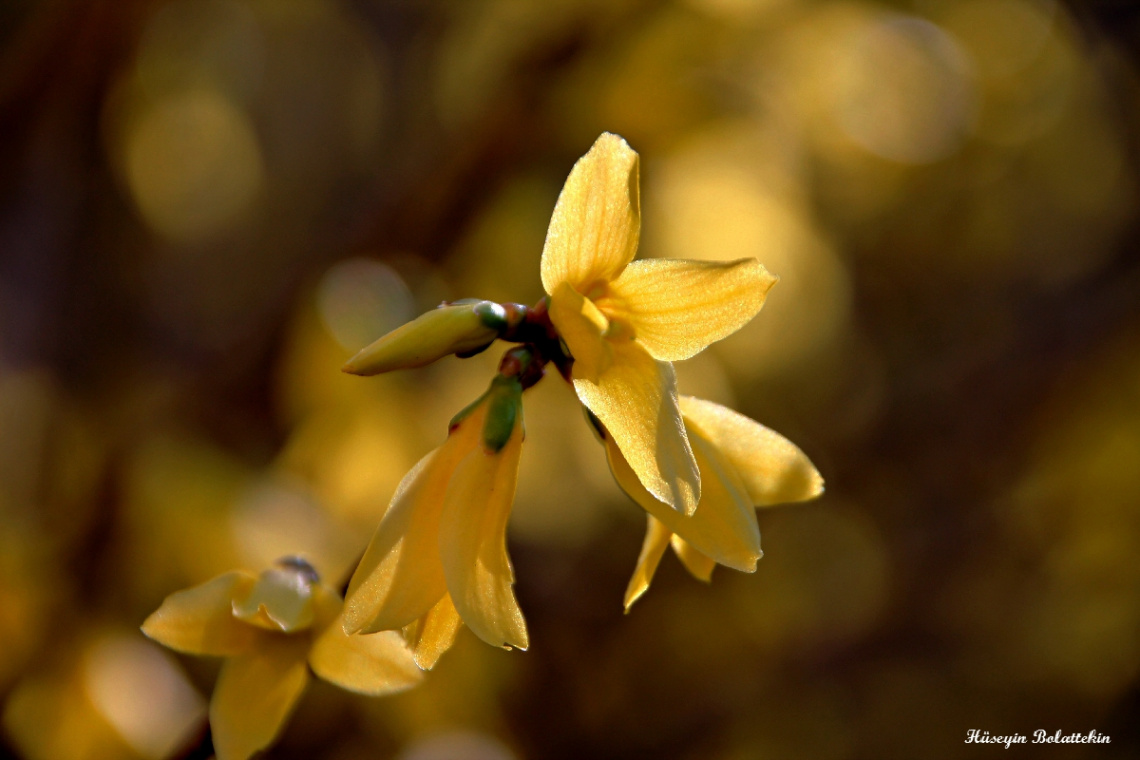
3,0,1140,758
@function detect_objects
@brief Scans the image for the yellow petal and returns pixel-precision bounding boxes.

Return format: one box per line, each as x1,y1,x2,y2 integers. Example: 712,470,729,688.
438,421,528,651
548,282,612,382
403,594,463,670
540,133,640,295
343,410,485,634
605,426,761,572
574,340,699,514
680,396,824,506
141,571,260,657
209,638,310,760
310,620,423,696
623,515,673,611
670,534,716,582
232,564,318,633
605,258,776,361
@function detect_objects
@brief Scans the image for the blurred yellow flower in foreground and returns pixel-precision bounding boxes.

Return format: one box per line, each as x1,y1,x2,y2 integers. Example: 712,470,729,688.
342,373,528,668
142,557,422,760
606,397,824,609
541,133,776,516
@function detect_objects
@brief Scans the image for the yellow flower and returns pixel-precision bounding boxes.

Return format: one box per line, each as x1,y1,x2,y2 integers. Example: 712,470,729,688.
541,133,777,515
341,375,528,668
141,558,422,760
603,396,824,610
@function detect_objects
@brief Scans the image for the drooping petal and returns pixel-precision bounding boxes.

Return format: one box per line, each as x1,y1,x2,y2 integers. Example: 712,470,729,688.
548,282,612,382
540,133,640,295
574,340,699,514
679,396,824,506
670,534,716,582
209,638,310,760
623,515,673,611
438,422,528,651
310,622,423,696
605,427,761,572
141,571,260,657
403,594,463,670
604,258,777,361
343,411,485,635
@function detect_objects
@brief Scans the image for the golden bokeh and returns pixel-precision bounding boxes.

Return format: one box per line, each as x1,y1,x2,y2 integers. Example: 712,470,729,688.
3,0,1140,757
124,88,264,242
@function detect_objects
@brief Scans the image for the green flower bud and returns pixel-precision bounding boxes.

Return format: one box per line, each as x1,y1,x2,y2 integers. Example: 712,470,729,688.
342,301,508,376
482,376,523,453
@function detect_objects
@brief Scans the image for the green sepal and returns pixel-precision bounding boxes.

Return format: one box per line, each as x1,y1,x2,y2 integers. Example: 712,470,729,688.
482,376,523,453
473,301,509,331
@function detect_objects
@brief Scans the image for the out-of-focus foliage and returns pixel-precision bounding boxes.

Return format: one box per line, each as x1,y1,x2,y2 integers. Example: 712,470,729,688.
2,0,1139,758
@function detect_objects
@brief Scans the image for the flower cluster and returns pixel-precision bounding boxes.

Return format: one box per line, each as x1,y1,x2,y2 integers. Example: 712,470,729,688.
142,133,822,759
341,132,822,647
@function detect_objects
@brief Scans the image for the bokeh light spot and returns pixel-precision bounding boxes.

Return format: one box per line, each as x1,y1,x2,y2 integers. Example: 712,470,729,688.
317,258,415,354
650,132,852,376
940,0,1074,145
230,477,359,584
83,635,204,760
125,88,264,242
828,14,974,164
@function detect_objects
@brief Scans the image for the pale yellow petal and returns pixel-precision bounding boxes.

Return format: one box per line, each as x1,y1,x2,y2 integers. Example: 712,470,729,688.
343,411,484,635
141,571,259,657
438,422,528,651
548,282,612,382
404,594,463,670
605,258,776,361
209,639,310,760
623,515,673,611
605,427,761,572
310,621,423,696
671,534,716,582
232,565,317,633
540,133,640,294
574,340,699,514
679,396,824,506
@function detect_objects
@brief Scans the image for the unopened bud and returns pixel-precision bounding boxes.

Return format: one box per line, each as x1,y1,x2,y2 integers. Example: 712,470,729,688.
342,300,508,376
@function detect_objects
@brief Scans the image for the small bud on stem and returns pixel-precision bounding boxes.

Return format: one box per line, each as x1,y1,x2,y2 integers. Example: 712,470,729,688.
342,300,508,376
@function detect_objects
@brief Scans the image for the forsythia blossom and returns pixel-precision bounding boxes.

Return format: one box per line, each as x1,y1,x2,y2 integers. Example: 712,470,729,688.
141,132,822,758
336,132,822,667
542,133,776,515
603,396,824,609
342,372,529,666
142,558,422,760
